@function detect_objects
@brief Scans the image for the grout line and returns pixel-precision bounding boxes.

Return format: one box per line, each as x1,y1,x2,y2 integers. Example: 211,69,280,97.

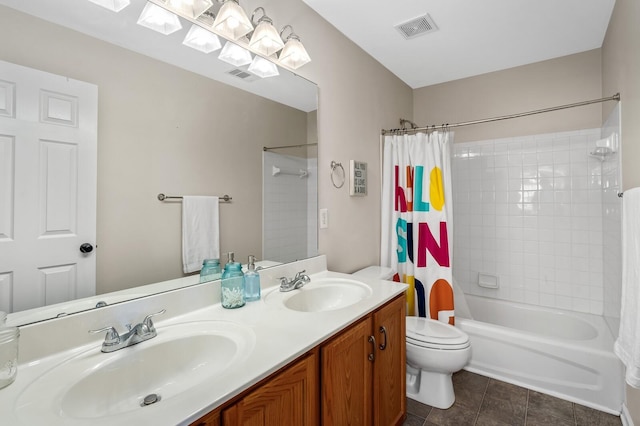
524,389,530,425
473,378,490,425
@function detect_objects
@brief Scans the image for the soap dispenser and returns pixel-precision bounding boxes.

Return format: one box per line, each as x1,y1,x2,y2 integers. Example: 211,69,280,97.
221,252,245,309
244,255,261,302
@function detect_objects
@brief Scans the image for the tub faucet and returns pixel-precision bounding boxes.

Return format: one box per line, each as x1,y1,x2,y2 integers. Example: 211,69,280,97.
279,270,311,292
89,309,165,353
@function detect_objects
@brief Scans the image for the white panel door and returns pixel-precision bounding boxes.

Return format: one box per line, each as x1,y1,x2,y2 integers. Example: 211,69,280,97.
0,60,97,313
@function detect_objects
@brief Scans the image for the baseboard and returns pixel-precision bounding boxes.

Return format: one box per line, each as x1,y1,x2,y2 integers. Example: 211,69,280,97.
621,403,634,426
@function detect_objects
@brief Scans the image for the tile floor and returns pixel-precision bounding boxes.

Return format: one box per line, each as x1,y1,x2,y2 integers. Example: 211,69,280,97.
403,370,622,426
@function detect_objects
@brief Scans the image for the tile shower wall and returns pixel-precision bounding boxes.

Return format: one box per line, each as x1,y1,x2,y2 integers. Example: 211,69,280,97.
263,151,318,263
452,128,605,315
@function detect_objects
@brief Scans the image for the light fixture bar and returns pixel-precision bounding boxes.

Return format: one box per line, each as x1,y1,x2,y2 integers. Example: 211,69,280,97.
143,0,311,70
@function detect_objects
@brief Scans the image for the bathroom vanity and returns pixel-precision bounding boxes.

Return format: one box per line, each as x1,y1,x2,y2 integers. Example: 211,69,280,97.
0,256,407,425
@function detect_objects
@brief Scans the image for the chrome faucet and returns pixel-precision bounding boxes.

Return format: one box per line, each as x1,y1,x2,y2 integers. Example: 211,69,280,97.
279,270,311,292
89,309,166,353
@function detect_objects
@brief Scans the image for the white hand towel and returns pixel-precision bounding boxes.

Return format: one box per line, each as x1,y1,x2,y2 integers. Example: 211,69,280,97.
182,196,220,274
615,187,640,388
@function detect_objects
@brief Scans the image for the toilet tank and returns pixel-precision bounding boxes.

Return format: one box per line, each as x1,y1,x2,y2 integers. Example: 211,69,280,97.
352,266,394,281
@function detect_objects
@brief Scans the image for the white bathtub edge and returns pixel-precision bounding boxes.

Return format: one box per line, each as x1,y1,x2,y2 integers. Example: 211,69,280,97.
621,403,634,426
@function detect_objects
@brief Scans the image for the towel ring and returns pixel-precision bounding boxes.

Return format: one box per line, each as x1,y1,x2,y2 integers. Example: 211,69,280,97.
330,161,345,188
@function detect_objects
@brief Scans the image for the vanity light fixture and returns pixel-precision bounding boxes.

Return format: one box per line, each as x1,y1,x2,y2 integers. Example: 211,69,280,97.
248,55,279,78
137,2,182,35
87,0,130,12
278,25,311,69
248,7,284,57
168,0,212,19
183,24,222,53
218,40,253,67
212,0,253,41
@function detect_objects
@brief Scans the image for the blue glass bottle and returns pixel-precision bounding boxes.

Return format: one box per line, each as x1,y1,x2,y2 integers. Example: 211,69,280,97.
244,255,261,302
221,252,245,309
200,259,221,283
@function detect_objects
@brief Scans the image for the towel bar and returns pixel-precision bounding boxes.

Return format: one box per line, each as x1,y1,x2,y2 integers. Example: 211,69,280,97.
157,193,232,202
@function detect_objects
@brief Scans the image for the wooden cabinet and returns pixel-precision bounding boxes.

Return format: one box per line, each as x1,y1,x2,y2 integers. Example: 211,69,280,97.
321,316,373,425
191,409,220,426
222,350,319,426
321,294,406,426
372,295,406,426
190,294,405,426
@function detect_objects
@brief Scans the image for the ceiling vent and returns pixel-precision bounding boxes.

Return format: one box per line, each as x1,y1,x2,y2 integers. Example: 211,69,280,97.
226,68,258,82
395,14,438,40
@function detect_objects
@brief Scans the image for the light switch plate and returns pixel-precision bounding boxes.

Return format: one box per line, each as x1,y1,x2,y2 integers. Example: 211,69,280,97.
319,208,328,229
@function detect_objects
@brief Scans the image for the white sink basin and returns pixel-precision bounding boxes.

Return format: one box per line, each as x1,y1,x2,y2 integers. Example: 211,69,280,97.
265,278,372,312
15,321,255,422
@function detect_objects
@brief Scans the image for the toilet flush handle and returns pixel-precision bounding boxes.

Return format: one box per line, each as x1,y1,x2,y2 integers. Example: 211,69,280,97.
379,326,387,350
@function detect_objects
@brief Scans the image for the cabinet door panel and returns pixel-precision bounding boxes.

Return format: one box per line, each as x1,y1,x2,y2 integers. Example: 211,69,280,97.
222,351,318,426
321,317,373,426
373,295,406,426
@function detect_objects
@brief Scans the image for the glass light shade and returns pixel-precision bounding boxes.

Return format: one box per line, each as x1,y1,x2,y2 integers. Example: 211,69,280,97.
212,0,253,40
279,37,311,69
248,56,279,78
218,41,252,67
88,0,130,12
183,25,222,53
168,0,212,19
137,2,182,35
249,20,285,56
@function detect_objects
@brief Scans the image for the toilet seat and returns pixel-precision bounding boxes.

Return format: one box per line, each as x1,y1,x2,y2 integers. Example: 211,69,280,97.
406,317,470,350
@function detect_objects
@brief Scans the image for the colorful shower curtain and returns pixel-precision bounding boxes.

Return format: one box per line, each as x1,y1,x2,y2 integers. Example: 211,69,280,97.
381,131,455,323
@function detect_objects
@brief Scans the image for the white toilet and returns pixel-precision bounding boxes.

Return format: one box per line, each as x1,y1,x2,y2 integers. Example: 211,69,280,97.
352,266,471,410
405,316,471,409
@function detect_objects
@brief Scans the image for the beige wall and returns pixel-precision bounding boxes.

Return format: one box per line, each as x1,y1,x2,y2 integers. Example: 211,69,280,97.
413,49,604,143
0,6,308,294
261,0,414,273
602,0,640,421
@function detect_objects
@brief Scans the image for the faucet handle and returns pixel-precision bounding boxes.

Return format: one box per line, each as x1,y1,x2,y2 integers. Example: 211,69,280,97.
89,326,121,346
142,309,166,333
294,270,306,279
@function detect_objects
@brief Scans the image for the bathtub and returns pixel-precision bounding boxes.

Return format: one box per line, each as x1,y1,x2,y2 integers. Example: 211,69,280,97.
456,294,624,414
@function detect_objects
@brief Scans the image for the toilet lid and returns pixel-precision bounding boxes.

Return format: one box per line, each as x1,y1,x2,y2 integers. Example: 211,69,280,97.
406,316,470,350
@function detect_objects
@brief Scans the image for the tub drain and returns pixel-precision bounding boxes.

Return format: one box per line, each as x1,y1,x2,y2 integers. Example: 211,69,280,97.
141,393,161,406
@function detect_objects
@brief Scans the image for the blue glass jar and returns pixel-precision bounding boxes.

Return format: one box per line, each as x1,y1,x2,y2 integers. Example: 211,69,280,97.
200,259,221,283
221,252,245,309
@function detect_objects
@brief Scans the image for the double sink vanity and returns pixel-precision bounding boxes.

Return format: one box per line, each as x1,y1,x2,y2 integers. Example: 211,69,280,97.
1,255,407,425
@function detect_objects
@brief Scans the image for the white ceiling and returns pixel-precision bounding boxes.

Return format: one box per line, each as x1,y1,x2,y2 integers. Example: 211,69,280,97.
302,0,616,89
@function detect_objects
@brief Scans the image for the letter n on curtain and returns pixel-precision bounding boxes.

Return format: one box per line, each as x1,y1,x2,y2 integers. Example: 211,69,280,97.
381,131,455,324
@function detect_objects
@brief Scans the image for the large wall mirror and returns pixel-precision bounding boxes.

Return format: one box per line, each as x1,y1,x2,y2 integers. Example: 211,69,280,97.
0,0,318,326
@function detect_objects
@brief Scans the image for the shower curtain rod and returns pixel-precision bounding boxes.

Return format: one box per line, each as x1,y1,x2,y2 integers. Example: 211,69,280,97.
381,93,620,135
263,143,318,151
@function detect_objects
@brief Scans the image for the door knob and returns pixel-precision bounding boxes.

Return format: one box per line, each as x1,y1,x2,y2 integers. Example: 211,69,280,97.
80,243,94,253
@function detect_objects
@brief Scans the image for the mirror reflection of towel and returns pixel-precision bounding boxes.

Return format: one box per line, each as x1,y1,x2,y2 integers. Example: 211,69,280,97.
182,196,220,274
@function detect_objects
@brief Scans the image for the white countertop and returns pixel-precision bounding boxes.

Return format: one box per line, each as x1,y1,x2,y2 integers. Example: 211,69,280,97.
0,257,407,426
